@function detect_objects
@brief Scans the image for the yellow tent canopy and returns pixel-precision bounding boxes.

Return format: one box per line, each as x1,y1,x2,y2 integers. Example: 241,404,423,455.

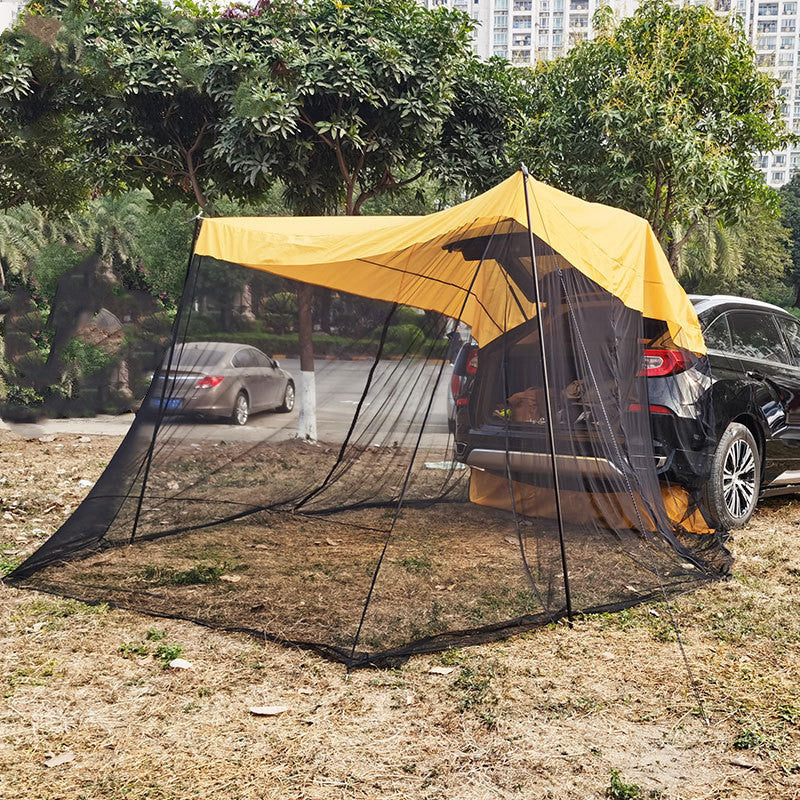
195,170,704,354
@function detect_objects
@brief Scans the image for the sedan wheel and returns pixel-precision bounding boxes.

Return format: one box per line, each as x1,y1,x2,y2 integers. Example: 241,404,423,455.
703,422,760,529
278,382,295,413
231,392,249,426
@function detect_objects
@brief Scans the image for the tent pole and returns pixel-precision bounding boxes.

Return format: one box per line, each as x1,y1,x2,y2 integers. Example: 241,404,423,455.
520,166,574,626
129,219,203,545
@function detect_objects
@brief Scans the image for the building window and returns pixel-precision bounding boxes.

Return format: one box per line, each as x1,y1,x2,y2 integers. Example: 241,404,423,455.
494,12,508,27
757,52,777,65
512,0,531,9
775,154,787,165
494,31,508,44
757,20,777,32
569,0,588,8
513,33,532,46
494,45,508,56
570,13,589,27
554,0,563,9
758,36,777,49
511,49,531,64
553,13,563,28
781,36,795,49
553,32,562,45
513,16,532,28
772,171,786,182
759,3,779,14
778,51,795,65
782,19,796,31
783,1,797,11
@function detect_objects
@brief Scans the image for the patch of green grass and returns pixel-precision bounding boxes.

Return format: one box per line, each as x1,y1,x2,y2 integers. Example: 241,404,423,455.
141,562,232,586
120,641,150,657
22,598,108,620
606,769,642,800
469,587,540,622
397,555,433,573
734,727,768,750
145,628,165,641
451,660,499,727
0,553,21,576
5,661,56,697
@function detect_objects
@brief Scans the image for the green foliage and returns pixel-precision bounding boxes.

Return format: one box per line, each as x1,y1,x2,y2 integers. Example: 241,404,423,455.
606,770,642,800
154,642,184,666
385,323,426,351
676,199,794,305
519,0,793,267
262,290,298,335
779,174,800,307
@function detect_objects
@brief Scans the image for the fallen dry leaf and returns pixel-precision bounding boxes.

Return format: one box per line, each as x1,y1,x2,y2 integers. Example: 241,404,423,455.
427,666,455,676
44,752,74,768
219,574,241,583
249,705,289,716
167,658,193,670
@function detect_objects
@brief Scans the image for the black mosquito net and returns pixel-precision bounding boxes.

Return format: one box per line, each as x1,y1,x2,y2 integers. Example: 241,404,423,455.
6,201,731,667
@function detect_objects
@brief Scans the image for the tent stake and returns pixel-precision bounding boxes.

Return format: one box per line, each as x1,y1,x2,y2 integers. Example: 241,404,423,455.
520,166,574,626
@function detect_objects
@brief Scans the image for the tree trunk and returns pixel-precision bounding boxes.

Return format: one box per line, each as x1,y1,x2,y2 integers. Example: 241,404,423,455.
296,281,317,441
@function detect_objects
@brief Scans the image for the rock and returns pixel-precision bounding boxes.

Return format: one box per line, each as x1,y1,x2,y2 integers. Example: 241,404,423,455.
77,436,91,443
77,479,93,488
167,658,193,670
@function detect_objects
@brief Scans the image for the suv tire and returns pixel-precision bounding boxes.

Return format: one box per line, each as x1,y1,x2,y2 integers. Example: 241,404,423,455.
702,422,760,529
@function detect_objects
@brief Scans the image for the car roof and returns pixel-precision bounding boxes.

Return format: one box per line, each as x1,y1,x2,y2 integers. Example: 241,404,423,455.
689,294,794,319
180,341,249,353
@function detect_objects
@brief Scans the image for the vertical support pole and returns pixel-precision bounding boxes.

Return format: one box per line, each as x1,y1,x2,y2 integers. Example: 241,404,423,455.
129,218,203,544
520,166,574,625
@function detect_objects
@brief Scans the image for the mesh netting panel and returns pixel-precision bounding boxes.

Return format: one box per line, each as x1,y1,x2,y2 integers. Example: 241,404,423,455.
7,214,731,667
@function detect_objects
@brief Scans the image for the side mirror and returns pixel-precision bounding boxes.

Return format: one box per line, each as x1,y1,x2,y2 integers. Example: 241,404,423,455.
272,359,280,369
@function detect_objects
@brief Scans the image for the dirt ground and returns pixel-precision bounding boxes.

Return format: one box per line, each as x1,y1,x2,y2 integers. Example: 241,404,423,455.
1,429,799,799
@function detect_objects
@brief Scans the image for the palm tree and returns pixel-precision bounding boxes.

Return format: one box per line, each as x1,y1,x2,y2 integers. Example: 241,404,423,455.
674,217,745,295
0,205,53,290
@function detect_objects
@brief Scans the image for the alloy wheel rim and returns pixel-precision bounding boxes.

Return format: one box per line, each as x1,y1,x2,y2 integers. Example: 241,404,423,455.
722,439,755,520
235,395,248,425
285,384,294,410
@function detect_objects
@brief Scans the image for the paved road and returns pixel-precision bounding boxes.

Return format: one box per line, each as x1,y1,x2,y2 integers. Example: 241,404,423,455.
1,358,454,447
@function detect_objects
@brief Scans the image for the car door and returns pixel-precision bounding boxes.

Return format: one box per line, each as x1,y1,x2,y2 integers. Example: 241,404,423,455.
251,348,284,408
771,314,800,477
726,309,796,476
231,348,262,410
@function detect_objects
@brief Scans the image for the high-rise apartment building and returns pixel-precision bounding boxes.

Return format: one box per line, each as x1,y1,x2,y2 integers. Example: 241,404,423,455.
424,0,798,186
0,1,23,31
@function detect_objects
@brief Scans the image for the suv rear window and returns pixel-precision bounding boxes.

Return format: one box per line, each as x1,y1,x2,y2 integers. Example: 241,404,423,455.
728,311,789,363
702,315,732,351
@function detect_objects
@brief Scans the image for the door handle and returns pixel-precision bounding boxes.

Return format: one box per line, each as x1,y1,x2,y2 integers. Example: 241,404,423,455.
746,370,765,381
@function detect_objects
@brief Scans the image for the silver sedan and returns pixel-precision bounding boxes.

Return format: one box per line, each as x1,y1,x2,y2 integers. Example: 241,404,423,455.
147,342,295,425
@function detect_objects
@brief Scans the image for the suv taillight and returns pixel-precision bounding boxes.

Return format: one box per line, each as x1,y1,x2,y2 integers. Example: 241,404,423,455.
466,346,478,375
639,349,687,377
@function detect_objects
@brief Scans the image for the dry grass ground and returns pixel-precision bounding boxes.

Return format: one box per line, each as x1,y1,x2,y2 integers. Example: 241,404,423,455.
1,429,799,799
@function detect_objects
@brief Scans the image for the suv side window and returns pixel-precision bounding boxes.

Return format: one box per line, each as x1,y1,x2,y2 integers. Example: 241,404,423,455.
728,310,789,363
776,315,800,366
702,314,732,351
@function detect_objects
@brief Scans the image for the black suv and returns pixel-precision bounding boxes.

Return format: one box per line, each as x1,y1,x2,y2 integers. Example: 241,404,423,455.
451,294,800,529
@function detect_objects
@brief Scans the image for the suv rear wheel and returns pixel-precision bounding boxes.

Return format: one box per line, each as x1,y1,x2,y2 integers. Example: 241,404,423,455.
703,422,760,529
